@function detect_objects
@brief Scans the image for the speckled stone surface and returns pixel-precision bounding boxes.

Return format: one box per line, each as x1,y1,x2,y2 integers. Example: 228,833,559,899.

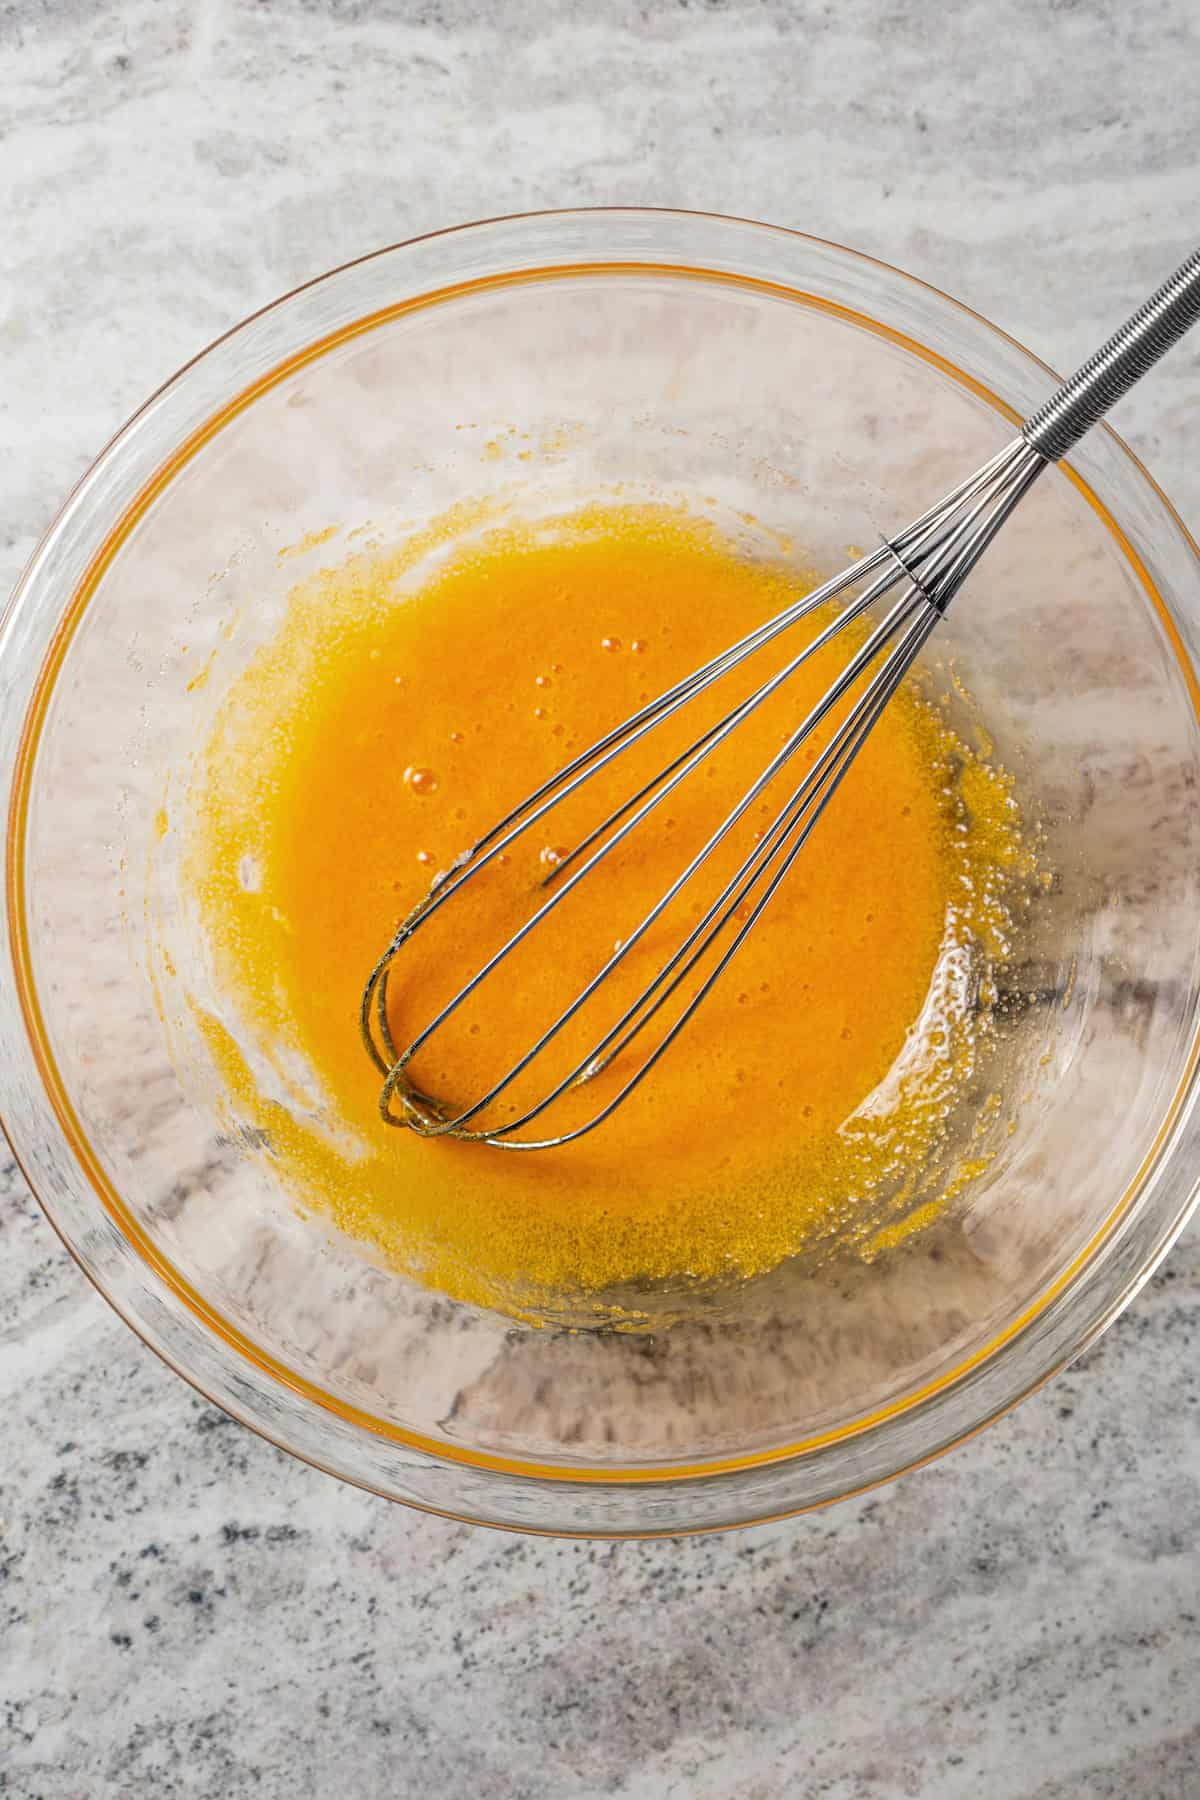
3,2,1200,1795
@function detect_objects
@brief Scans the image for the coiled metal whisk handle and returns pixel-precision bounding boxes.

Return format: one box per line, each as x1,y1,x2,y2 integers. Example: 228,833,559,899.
1023,249,1200,462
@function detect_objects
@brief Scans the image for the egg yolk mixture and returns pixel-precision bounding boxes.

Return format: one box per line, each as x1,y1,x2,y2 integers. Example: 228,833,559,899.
186,505,1024,1322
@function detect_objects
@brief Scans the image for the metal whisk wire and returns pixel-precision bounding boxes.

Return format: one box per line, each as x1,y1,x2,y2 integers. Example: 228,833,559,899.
362,248,1200,1150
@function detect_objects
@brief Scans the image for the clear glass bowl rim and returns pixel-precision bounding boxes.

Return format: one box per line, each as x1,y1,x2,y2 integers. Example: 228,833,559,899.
4,206,1200,1536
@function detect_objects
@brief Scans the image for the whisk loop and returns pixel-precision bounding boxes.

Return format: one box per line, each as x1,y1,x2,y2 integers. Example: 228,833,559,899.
361,249,1200,1149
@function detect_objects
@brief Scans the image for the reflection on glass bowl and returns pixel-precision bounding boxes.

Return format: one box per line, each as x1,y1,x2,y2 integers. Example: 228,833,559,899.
3,211,1200,1535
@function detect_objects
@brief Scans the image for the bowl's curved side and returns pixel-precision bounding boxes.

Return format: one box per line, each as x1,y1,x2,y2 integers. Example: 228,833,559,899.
4,209,1200,1533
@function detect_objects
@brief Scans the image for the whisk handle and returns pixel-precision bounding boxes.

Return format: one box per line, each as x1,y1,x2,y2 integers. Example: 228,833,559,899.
1022,248,1200,462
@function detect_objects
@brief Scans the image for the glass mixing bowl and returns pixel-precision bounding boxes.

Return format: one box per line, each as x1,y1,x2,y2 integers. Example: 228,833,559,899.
5,211,1200,1535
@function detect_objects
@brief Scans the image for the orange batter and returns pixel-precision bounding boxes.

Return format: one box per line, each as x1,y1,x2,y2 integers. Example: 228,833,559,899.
186,505,1023,1320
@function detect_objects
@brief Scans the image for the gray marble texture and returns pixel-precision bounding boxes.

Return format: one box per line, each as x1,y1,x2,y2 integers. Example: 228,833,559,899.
2,0,1199,1795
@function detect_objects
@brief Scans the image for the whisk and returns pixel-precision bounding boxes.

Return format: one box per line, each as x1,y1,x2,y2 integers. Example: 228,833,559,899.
362,248,1200,1150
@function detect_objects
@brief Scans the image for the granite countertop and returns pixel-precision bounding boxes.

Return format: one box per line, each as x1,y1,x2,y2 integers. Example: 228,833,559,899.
3,2,1199,1795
